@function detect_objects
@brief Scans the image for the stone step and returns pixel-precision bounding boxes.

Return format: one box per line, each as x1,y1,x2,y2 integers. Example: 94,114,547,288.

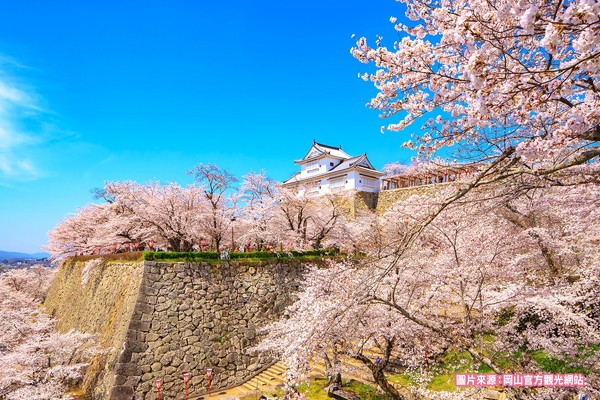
240,375,277,388
237,362,286,392
191,362,287,399
194,357,375,400
308,356,374,385
261,370,284,380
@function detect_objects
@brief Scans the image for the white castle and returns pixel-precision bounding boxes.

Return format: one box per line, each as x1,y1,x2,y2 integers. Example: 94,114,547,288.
282,141,385,196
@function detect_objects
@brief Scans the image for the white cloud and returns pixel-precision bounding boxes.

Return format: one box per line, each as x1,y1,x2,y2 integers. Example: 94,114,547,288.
0,62,44,182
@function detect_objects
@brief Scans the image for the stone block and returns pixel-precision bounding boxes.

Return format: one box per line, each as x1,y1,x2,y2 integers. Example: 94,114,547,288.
151,362,162,372
187,335,199,345
141,285,159,296
116,363,142,376
128,340,149,353
136,303,155,314
130,311,143,321
125,375,141,386
146,332,160,342
119,348,133,363
482,389,502,399
159,354,173,366
114,374,127,386
171,357,182,367
164,366,177,375
129,321,151,332
141,372,154,382
110,385,134,400
145,296,157,305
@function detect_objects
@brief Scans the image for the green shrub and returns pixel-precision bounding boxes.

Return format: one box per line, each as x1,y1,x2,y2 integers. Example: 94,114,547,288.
530,350,589,374
143,251,219,261
142,248,339,262
230,251,273,260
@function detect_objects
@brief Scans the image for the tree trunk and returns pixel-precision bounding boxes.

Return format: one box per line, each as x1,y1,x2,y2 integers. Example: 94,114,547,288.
371,367,403,400
354,353,405,400
323,350,342,387
180,240,193,252
169,238,181,252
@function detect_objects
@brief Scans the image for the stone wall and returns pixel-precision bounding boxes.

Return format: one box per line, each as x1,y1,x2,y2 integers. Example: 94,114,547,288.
44,258,308,400
338,186,454,218
122,260,306,400
334,191,379,219
375,183,459,214
45,259,144,399
353,191,378,216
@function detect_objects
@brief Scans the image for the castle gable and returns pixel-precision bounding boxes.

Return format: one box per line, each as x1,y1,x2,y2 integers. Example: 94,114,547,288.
296,141,351,164
283,141,385,195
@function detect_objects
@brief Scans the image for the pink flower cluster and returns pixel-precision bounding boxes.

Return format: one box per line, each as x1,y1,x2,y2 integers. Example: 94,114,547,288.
352,0,600,168
454,373,586,387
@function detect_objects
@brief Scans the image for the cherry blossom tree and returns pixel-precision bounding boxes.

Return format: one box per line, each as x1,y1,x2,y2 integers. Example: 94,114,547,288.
102,181,207,252
383,159,477,178
352,0,599,180
187,163,238,251
235,172,358,251
311,11,600,397
237,171,281,249
0,267,97,399
47,180,215,259
45,204,119,260
272,189,353,250
256,171,600,399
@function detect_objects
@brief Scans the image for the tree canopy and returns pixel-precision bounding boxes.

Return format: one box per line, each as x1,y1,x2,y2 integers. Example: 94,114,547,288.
352,0,599,177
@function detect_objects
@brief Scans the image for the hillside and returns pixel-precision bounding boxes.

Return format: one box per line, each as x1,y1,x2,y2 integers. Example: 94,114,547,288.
0,250,49,260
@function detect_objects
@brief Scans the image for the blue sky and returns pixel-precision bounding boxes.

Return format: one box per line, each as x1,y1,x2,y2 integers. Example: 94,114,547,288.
0,0,416,253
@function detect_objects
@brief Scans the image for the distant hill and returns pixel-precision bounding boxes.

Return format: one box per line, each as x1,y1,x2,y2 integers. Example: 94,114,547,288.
0,250,50,260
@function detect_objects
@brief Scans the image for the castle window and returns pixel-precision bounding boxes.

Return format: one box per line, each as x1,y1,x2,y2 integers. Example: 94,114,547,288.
305,161,319,174
306,180,320,195
330,177,345,192
362,177,377,189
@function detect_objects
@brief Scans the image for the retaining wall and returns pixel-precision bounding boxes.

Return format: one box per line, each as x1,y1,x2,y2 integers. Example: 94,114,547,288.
45,258,308,400
375,183,459,214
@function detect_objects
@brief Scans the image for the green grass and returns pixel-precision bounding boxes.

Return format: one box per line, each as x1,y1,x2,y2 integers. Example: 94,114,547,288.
388,371,455,392
426,373,455,391
387,349,507,391
344,379,389,399
387,374,413,386
295,378,389,400
297,378,329,400
530,349,590,374
388,344,597,394
142,248,340,262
